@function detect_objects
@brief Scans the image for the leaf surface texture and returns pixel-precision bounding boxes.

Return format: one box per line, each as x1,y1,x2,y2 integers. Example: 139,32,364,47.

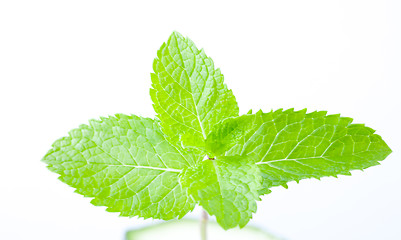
206,109,392,193
180,156,261,229
43,114,202,219
150,32,239,149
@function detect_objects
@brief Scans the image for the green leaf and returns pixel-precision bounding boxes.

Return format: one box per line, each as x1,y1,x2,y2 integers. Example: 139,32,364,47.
180,156,262,229
205,113,262,157
42,114,203,220
150,31,239,150
206,109,392,192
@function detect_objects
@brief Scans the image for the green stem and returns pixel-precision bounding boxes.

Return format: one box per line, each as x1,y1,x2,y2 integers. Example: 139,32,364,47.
200,209,208,240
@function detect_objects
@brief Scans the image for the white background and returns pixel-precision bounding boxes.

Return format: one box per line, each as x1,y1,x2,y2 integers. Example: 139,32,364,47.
1,1,400,239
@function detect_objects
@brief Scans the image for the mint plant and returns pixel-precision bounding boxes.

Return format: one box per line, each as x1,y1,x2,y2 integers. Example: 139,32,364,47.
43,32,392,233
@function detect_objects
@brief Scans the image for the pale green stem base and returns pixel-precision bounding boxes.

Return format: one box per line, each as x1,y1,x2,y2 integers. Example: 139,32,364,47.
200,210,208,240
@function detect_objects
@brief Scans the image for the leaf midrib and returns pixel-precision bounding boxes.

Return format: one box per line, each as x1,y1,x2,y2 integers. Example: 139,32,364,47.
104,164,182,172
167,40,207,139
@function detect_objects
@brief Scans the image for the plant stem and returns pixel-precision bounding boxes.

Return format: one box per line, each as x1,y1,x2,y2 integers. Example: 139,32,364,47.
200,209,208,240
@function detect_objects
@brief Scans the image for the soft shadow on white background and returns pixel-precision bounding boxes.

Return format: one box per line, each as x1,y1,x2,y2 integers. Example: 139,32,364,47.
0,1,400,240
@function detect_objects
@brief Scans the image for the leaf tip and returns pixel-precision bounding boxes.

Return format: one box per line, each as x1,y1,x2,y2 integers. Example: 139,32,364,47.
169,31,184,42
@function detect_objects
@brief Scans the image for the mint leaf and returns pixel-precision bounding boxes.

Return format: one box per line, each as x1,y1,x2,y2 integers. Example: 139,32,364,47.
206,109,392,192
42,114,202,220
205,113,262,157
150,32,239,150
180,156,262,229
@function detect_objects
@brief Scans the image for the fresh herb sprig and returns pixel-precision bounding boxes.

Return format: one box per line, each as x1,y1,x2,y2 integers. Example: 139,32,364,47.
43,32,392,230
